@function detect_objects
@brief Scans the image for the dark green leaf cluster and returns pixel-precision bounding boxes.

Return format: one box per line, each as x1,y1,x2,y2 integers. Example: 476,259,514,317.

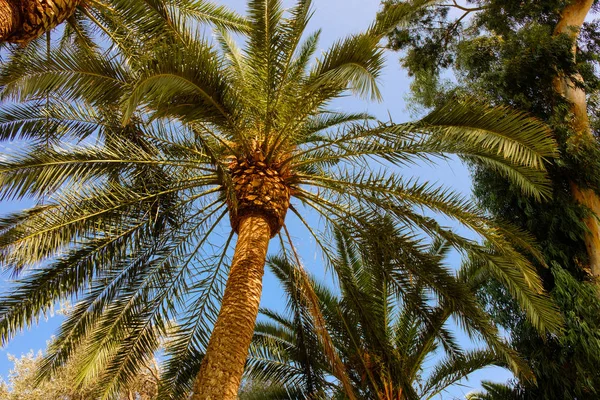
476,266,600,399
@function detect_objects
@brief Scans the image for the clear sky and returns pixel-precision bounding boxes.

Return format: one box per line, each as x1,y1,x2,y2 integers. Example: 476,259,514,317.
0,1,513,398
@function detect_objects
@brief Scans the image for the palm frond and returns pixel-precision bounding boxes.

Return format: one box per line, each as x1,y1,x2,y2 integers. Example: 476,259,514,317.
306,33,384,101
122,38,233,128
411,99,557,200
1,41,128,104
421,350,503,399
466,381,525,400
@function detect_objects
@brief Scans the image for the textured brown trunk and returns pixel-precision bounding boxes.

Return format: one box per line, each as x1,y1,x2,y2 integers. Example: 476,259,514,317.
552,0,600,279
191,214,271,400
0,0,82,44
0,1,20,41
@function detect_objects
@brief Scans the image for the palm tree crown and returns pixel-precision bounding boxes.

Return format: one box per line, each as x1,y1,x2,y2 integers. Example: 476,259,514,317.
247,223,531,400
0,0,560,398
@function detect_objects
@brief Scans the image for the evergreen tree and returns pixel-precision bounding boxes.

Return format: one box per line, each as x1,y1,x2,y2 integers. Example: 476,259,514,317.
381,0,600,396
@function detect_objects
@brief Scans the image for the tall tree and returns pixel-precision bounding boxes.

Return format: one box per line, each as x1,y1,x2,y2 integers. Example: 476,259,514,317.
552,0,600,277
383,0,600,278
0,1,560,398
381,0,600,396
246,224,531,399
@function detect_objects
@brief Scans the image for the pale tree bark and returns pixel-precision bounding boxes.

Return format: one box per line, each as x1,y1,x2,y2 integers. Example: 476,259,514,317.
0,0,82,44
191,214,271,400
552,0,600,279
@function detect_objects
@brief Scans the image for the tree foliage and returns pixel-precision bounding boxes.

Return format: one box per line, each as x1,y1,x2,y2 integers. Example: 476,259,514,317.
381,0,600,396
0,346,159,399
244,221,531,399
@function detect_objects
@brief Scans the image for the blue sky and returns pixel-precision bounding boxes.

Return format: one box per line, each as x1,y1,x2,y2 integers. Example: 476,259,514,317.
0,1,513,398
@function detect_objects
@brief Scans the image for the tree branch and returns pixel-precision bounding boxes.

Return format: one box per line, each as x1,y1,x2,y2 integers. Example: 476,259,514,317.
439,0,487,12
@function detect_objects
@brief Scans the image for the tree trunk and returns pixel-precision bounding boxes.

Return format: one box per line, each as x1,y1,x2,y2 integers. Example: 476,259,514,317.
0,1,20,41
191,214,271,399
0,0,82,44
552,0,600,279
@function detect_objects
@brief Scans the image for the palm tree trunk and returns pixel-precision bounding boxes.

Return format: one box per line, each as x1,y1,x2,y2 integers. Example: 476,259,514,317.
191,214,271,399
552,0,600,279
0,1,20,41
0,0,82,44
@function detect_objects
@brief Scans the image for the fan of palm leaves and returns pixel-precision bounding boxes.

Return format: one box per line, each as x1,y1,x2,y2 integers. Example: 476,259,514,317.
245,221,531,400
0,0,560,398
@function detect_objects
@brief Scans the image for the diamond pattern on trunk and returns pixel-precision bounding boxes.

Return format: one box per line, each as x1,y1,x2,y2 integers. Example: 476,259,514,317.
227,152,291,238
3,0,82,44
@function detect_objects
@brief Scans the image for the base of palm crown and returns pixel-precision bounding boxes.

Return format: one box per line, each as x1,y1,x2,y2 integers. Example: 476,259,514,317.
227,142,293,237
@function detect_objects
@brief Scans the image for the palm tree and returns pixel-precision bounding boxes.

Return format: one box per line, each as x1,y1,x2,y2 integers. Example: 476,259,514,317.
246,222,531,399
0,0,248,45
0,0,560,398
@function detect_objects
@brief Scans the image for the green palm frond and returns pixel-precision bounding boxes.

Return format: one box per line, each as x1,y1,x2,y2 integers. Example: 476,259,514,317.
245,263,331,399
80,0,249,54
413,99,556,199
462,250,561,335
2,40,129,99
421,350,503,399
0,101,110,143
268,252,356,399
251,222,532,398
307,33,384,102
122,38,234,127
466,381,525,400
